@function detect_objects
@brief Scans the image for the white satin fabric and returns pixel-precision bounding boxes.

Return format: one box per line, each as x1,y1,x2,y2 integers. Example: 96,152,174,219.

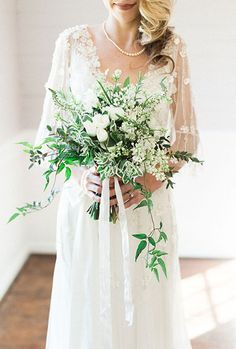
34,24,200,349
98,177,134,348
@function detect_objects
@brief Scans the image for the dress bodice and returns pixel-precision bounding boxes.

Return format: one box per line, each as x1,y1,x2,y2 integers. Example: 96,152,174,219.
35,23,200,169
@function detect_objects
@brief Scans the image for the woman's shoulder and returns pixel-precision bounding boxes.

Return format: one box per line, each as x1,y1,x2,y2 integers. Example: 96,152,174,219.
58,24,91,41
54,23,90,48
161,27,188,59
59,24,88,38
167,26,186,44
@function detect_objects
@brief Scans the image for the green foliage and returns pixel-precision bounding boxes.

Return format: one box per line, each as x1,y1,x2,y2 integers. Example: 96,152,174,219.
8,70,204,286
135,240,147,261
131,215,168,280
132,233,147,239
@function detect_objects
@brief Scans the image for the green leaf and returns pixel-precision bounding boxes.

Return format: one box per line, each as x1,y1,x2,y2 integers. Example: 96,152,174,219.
149,255,157,268
15,141,33,148
57,163,65,174
148,236,156,247
158,258,167,278
96,80,112,104
157,231,168,243
47,125,52,131
132,233,147,240
42,137,56,144
151,250,168,257
65,167,71,181
153,268,160,282
7,212,20,223
133,199,148,210
147,199,153,209
135,240,147,262
123,76,130,88
43,178,50,192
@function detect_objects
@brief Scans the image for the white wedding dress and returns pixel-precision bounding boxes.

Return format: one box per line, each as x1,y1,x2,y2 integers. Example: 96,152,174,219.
34,23,200,349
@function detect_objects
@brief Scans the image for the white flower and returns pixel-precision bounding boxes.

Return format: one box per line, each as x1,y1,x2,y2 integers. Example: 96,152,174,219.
128,110,138,121
97,128,108,142
83,121,97,137
105,106,124,121
93,113,110,129
112,69,122,80
83,113,110,142
121,121,136,140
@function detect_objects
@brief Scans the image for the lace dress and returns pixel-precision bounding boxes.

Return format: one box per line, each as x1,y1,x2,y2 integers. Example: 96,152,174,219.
34,24,200,349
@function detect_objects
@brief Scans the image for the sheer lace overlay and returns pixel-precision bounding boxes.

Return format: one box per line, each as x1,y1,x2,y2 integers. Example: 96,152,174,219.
169,37,200,156
34,24,200,169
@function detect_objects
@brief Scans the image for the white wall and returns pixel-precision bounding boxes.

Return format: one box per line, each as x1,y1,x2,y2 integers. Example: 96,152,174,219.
172,0,236,131
0,0,27,299
0,0,21,141
17,0,106,129
171,0,236,257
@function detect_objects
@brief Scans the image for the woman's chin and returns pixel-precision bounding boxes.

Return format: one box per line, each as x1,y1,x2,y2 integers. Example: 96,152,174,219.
112,3,140,21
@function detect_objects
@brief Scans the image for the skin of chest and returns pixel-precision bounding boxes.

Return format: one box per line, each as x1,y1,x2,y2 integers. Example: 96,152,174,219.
88,24,151,85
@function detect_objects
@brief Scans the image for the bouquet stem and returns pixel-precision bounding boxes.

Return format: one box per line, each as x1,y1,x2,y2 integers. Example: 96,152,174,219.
87,202,119,223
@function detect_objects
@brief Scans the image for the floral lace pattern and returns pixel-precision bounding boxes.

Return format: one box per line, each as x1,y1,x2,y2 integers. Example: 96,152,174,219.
62,24,198,153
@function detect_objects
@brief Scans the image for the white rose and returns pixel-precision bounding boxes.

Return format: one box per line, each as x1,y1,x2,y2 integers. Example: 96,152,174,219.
93,113,110,129
105,106,124,121
83,121,97,137
97,128,108,142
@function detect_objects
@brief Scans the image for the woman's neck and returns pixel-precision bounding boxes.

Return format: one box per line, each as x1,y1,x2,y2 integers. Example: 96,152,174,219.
104,15,141,50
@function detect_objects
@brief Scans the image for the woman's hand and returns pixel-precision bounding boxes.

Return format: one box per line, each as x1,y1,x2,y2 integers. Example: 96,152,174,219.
78,166,102,202
79,167,125,204
113,173,164,209
79,167,163,209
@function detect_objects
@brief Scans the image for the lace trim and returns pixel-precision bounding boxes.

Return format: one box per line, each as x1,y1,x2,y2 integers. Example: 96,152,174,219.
176,126,199,134
62,24,181,92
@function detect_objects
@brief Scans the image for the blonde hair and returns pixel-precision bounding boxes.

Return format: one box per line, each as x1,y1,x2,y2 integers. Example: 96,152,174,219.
136,0,175,71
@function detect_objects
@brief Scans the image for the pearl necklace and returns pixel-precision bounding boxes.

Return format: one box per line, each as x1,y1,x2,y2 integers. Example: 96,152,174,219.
102,21,145,57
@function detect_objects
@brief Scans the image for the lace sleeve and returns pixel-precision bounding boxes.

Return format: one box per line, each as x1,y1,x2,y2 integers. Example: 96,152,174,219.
170,35,200,158
33,30,71,168
35,33,68,145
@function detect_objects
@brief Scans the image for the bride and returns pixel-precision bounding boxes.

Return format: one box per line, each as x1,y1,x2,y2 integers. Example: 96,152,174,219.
34,0,199,348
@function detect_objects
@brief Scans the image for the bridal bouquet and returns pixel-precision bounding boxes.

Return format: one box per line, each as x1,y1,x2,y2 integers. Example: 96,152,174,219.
8,69,202,281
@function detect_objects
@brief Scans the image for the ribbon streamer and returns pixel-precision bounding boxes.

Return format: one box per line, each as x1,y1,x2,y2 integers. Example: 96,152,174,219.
114,176,134,325
98,176,134,348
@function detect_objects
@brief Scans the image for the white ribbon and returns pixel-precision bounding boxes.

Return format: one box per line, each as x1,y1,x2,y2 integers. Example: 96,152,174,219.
99,176,134,348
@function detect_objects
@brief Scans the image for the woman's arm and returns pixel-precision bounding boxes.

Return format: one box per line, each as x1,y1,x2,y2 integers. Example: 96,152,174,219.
122,34,200,208
33,30,71,169
168,34,200,171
